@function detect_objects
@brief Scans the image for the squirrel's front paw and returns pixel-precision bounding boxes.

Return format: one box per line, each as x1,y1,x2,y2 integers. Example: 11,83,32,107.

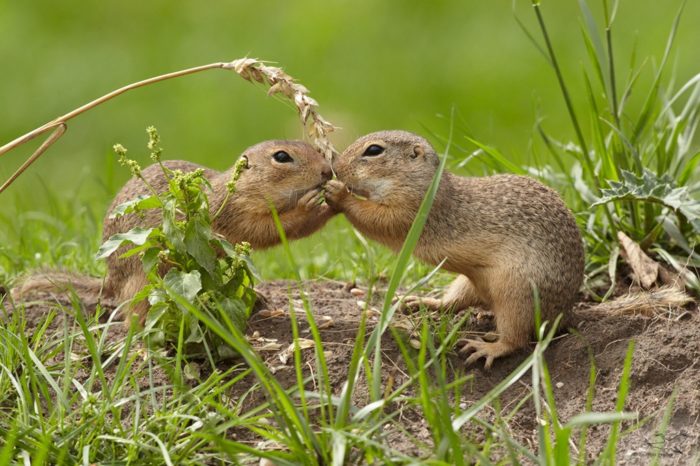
324,180,349,209
297,188,335,220
298,188,325,211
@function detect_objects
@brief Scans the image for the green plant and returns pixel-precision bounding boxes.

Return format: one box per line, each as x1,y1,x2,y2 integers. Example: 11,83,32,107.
454,0,700,294
97,127,256,360
531,0,700,292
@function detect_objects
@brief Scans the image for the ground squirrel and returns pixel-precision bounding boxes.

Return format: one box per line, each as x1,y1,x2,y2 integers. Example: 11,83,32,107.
325,130,585,368
13,140,336,321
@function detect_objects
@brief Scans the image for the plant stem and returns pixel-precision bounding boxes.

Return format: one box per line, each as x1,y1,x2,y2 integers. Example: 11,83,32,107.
603,0,621,127
0,63,227,159
533,2,618,237
533,3,593,180
606,30,621,127
0,62,230,194
0,124,66,194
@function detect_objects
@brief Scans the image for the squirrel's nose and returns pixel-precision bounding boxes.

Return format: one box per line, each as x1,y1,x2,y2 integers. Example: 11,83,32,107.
321,165,333,181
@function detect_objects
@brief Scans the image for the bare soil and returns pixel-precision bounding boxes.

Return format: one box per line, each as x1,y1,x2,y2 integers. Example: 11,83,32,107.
4,280,700,464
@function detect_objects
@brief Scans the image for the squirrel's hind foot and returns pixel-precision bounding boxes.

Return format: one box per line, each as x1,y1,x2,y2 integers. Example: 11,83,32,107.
400,295,444,312
458,338,518,369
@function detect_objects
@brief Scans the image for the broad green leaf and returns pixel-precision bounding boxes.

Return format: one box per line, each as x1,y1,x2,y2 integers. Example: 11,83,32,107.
184,217,216,276
185,315,205,344
162,198,185,250
142,247,160,274
118,241,154,259
108,194,160,219
96,227,154,259
163,269,202,302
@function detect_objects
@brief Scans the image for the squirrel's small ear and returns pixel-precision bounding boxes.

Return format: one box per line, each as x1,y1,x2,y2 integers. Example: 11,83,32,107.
412,144,425,159
241,155,249,168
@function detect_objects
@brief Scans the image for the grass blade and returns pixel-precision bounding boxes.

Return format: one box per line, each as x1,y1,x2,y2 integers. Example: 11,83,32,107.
365,110,453,405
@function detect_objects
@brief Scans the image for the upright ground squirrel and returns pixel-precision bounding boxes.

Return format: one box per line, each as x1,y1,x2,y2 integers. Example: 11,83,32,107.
326,130,584,368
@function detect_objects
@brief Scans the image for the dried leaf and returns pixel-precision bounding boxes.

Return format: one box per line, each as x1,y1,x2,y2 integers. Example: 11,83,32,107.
269,365,285,374
257,308,286,318
318,316,334,329
256,341,283,352
618,231,658,289
296,338,315,349
279,338,315,365
577,286,693,317
248,333,282,351
658,267,681,287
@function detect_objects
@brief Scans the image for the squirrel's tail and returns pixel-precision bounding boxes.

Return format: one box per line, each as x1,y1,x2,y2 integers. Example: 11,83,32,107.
11,270,104,305
576,286,693,318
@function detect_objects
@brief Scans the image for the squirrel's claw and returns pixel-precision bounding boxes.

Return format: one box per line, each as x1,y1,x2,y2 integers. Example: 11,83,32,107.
458,338,514,369
298,188,322,210
401,295,443,311
324,179,349,207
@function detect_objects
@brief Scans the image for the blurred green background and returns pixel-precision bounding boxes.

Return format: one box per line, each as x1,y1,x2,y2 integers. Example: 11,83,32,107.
1,0,698,281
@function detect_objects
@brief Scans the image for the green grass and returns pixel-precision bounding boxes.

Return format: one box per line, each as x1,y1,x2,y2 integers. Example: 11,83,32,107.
524,0,700,294
1,0,699,464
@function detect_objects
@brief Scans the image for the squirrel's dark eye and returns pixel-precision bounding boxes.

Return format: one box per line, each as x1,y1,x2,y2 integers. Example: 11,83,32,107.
272,150,293,163
363,144,385,156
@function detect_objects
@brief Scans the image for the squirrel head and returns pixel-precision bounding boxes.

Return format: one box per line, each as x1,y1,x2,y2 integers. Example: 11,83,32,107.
333,130,439,202
237,140,332,210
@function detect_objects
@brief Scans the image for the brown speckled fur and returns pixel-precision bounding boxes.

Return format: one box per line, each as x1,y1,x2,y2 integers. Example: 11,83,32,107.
326,130,584,367
15,140,335,323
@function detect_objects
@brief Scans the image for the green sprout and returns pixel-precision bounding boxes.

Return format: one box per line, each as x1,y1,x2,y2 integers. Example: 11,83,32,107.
114,143,142,177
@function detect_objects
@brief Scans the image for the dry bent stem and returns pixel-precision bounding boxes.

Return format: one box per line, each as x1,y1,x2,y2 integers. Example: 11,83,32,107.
0,58,338,194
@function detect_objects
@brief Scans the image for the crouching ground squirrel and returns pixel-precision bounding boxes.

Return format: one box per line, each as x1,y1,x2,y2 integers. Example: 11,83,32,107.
325,130,584,368
13,140,336,322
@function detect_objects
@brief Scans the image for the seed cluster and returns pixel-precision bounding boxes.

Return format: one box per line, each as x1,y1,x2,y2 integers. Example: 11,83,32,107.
225,58,338,162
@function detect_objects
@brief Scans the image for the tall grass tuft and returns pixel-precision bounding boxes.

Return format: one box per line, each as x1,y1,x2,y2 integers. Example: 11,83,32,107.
508,0,700,294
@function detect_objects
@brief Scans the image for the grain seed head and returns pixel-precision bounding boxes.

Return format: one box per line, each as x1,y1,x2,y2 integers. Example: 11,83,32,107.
224,58,338,161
